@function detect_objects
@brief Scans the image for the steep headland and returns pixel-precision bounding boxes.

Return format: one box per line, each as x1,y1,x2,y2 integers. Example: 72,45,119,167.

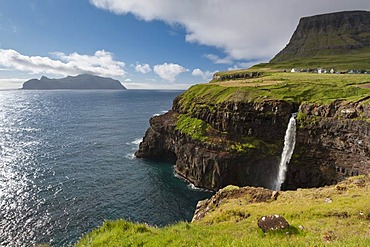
136,72,370,191
260,10,370,70
22,74,126,90
271,11,370,62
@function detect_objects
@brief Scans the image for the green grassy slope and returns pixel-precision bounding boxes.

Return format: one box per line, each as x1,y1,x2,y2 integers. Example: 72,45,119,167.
75,175,370,246
177,72,370,109
255,48,370,71
268,11,370,70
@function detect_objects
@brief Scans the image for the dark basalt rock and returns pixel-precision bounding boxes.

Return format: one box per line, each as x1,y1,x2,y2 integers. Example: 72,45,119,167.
136,94,370,191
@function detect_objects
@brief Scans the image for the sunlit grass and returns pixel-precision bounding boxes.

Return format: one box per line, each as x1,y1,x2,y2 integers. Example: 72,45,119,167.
177,72,370,114
76,175,370,246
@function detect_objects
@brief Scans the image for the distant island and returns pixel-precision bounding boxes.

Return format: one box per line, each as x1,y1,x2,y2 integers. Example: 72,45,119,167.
22,74,126,90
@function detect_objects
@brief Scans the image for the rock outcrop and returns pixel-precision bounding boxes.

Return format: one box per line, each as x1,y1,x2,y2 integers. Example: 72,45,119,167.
135,87,370,191
22,74,126,90
192,185,276,222
136,98,296,190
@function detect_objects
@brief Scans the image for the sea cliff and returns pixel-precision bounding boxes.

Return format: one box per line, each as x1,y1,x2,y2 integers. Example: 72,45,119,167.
136,72,370,191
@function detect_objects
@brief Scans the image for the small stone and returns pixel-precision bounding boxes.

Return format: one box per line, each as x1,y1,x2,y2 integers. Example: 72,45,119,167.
299,225,305,231
257,214,290,233
324,198,333,203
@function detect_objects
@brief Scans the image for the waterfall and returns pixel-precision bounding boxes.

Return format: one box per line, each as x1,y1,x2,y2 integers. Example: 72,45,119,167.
273,113,297,191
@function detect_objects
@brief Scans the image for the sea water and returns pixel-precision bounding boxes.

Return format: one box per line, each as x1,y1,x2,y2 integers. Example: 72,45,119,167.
0,90,212,246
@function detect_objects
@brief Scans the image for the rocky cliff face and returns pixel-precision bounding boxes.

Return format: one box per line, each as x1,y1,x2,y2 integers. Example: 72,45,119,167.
284,100,370,189
136,91,370,191
271,11,370,63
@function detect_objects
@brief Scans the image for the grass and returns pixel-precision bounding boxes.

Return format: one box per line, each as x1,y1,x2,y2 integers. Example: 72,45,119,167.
175,114,275,155
175,114,210,142
268,43,370,72
76,175,370,246
177,72,370,115
268,53,370,71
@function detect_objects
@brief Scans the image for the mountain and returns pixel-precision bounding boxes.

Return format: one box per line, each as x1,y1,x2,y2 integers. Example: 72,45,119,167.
22,74,126,90
267,10,370,69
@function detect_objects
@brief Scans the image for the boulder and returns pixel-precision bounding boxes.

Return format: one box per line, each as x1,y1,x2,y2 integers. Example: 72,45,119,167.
257,214,290,233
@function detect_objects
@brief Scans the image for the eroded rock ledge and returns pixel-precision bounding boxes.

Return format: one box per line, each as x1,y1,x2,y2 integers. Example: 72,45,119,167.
135,91,370,191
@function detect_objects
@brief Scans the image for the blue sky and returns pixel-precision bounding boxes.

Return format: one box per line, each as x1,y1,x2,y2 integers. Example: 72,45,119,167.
1,0,369,89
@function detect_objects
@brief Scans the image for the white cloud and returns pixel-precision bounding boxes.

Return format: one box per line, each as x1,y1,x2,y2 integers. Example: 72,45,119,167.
204,54,233,65
90,0,370,61
135,63,151,74
192,68,214,81
0,49,126,78
123,82,191,90
228,60,266,71
153,63,188,82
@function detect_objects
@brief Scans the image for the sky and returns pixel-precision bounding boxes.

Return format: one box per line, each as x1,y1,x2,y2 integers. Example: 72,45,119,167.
0,0,370,89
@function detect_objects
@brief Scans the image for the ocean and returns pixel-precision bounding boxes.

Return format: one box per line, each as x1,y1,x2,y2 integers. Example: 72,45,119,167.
0,90,212,246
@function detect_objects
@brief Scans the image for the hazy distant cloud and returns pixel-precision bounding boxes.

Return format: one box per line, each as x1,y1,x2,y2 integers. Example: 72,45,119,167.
90,0,370,62
192,68,214,81
0,49,126,77
135,63,151,74
228,61,265,71
153,63,187,82
204,54,233,65
0,78,25,89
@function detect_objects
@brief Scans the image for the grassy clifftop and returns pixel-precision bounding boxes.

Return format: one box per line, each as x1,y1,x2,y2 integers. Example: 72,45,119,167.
176,72,370,114
76,174,370,246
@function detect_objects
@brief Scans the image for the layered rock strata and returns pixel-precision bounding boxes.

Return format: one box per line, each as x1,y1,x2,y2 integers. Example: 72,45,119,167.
136,92,370,191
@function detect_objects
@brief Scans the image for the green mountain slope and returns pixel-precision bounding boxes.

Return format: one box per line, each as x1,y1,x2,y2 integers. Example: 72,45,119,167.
265,11,370,70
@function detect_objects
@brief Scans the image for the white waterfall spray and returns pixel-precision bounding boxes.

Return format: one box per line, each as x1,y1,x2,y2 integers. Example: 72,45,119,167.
273,113,297,191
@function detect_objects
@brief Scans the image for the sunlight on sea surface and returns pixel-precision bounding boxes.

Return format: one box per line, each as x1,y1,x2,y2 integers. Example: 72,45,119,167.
0,92,51,245
0,90,211,246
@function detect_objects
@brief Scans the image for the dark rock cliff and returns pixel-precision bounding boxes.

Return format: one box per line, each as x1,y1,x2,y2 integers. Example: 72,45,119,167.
136,92,370,191
284,100,370,189
271,10,370,63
